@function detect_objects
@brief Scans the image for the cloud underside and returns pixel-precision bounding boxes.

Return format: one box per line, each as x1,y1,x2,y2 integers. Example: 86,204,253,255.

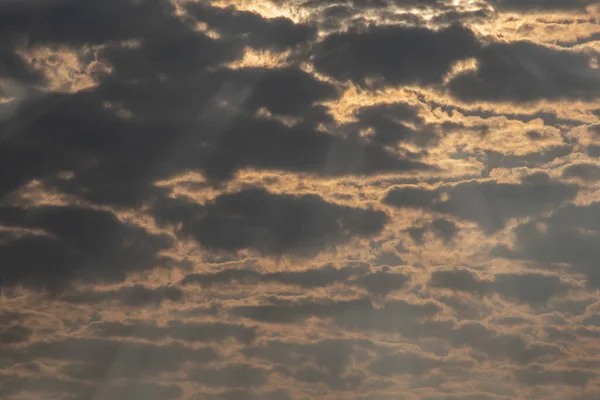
1,1,600,400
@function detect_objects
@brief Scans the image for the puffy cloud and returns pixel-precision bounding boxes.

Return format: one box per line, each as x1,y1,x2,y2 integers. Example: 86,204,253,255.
0,205,173,290
185,3,317,51
369,351,471,376
313,24,480,87
1,0,599,399
61,284,183,306
182,262,408,296
188,364,270,389
448,41,600,102
562,162,600,181
493,202,600,287
89,320,257,344
513,364,594,387
153,188,388,256
385,173,578,233
430,268,571,305
9,337,218,382
490,0,595,12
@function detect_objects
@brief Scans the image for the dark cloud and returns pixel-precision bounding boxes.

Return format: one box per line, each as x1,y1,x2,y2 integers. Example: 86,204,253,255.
0,0,241,86
266,263,371,288
480,147,574,177
0,1,359,208
490,0,595,12
61,284,183,306
0,1,597,399
24,338,219,381
0,205,172,290
429,268,487,294
385,174,578,232
81,382,183,400
236,68,338,117
448,41,600,102
423,394,512,400
181,262,408,296
153,188,388,257
410,218,460,245
0,67,342,204
349,102,433,147
562,163,600,181
371,251,404,266
492,273,570,306
183,263,369,288
354,270,410,296
185,3,317,51
429,268,570,305
384,186,438,208
0,324,32,344
243,338,373,390
89,320,257,344
369,351,470,376
493,202,600,287
188,364,270,388
0,374,92,399
0,0,315,85
446,321,562,364
513,365,593,387
203,115,432,182
313,24,480,87
203,389,293,400
232,296,445,341
430,218,459,242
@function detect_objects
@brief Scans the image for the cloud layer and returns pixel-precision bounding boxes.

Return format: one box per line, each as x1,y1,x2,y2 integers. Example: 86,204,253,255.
1,0,600,399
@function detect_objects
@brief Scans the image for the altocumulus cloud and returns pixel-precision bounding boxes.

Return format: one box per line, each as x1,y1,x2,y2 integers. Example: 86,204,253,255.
1,0,600,399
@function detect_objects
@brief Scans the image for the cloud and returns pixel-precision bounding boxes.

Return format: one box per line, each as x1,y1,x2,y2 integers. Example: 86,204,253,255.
1,1,598,399
349,102,425,145
202,115,433,182
83,382,183,400
0,324,31,344
313,24,479,87
182,262,370,288
182,262,408,296
188,364,270,388
562,163,600,181
153,188,388,257
197,388,293,400
384,173,578,232
0,2,349,206
429,268,571,305
370,351,471,376
61,284,183,306
492,201,600,288
429,268,487,294
354,270,411,296
513,365,593,387
409,218,460,245
490,0,595,12
185,3,317,51
235,67,339,116
446,321,562,364
448,41,600,102
243,338,374,390
231,296,443,340
24,338,218,380
430,218,460,242
0,205,172,290
0,378,181,400
89,320,257,344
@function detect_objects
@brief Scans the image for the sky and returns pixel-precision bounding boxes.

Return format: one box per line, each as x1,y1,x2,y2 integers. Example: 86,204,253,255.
1,0,600,399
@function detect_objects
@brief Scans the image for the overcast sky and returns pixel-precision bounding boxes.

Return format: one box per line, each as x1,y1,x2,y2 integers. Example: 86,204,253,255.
1,1,600,399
